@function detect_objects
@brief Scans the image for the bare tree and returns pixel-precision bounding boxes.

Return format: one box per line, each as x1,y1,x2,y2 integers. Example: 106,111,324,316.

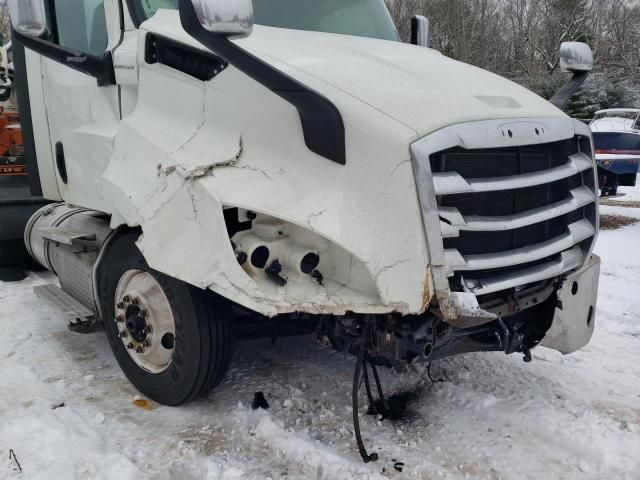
0,0,9,45
386,0,640,107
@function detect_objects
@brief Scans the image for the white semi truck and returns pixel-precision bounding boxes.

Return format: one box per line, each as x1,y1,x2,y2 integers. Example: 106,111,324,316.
8,0,599,459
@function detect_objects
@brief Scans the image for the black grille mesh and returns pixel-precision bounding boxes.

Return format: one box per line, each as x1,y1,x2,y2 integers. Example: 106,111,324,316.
444,209,585,255
431,135,596,291
440,174,584,217
430,138,578,178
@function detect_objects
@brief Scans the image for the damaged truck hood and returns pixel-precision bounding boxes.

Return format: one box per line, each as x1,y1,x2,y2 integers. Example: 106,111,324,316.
245,32,571,141
239,27,565,135
151,11,566,136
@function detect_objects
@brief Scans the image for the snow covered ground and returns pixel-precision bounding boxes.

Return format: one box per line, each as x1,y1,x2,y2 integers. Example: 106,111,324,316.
1,187,639,480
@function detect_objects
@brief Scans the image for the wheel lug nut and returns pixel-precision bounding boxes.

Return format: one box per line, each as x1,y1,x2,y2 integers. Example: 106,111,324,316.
136,346,145,354
115,315,124,323
140,309,149,318
116,302,125,309
145,325,153,334
126,343,134,350
123,295,132,303
132,297,140,306
143,339,151,347
119,331,128,338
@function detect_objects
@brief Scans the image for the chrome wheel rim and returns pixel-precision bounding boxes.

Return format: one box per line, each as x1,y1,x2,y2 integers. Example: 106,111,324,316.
114,270,176,374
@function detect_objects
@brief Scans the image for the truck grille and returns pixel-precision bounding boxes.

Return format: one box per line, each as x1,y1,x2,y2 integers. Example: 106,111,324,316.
430,135,597,296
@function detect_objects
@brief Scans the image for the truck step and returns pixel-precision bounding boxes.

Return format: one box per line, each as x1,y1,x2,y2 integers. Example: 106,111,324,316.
33,284,103,333
37,226,97,246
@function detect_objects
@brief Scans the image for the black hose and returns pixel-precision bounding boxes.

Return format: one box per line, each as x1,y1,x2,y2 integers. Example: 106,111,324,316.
370,360,390,414
352,319,378,463
362,356,376,411
427,324,444,384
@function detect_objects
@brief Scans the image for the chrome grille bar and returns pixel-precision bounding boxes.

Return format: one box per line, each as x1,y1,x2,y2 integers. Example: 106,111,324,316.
461,247,584,295
433,152,593,195
439,186,595,235
410,117,598,320
444,219,595,272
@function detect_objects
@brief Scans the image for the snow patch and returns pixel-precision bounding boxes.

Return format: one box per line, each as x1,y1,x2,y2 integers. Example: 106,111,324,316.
250,411,385,480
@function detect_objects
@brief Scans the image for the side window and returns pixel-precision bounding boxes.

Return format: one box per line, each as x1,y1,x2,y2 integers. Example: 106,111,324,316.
137,0,178,19
51,0,108,56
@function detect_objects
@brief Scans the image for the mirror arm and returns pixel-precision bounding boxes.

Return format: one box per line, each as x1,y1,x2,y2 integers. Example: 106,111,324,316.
178,0,345,165
411,15,429,47
549,71,589,110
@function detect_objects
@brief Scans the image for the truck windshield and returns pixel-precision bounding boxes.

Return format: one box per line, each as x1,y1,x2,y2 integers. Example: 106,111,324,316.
132,0,399,41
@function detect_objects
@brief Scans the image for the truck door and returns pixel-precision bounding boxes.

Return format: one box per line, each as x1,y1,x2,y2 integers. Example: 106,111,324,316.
19,0,121,212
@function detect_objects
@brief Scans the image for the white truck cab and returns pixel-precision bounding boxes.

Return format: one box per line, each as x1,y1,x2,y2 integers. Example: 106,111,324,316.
8,0,599,456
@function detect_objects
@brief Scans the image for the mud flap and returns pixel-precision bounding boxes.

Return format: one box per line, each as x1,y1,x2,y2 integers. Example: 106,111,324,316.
541,254,600,354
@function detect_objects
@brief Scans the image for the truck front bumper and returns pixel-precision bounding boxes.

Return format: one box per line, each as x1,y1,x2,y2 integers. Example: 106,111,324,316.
541,254,600,354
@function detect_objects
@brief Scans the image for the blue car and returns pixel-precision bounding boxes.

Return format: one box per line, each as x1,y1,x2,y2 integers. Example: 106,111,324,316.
590,108,640,196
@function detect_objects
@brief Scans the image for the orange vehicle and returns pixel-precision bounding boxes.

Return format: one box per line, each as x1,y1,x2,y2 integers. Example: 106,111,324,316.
0,40,48,281
0,106,23,159
0,37,23,161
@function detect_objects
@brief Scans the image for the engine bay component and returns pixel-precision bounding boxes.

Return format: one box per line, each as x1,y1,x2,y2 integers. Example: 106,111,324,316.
225,208,381,309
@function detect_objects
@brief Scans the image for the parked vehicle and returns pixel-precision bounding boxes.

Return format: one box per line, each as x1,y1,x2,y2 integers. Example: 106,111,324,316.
0,40,49,281
8,0,600,460
590,108,640,196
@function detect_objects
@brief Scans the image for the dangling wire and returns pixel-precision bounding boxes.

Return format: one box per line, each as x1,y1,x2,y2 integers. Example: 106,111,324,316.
352,317,378,463
370,360,391,415
362,355,376,413
426,358,442,384
427,321,444,384
366,316,389,414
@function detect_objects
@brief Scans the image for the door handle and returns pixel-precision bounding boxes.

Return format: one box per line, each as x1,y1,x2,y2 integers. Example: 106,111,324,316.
55,141,68,184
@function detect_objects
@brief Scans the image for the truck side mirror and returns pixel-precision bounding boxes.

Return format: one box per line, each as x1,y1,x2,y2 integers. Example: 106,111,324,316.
559,42,593,73
549,41,593,110
188,0,254,39
7,0,49,38
411,15,429,47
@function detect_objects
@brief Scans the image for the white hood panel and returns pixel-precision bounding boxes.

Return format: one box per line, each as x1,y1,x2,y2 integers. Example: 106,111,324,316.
151,11,566,136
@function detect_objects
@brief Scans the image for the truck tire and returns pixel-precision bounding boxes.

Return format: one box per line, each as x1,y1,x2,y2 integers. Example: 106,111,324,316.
96,231,233,405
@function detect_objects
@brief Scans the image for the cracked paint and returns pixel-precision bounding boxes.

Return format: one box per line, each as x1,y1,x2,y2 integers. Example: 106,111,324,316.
161,137,243,180
374,259,410,283
233,163,273,180
169,82,208,156
390,158,411,177
307,209,328,230
99,14,433,317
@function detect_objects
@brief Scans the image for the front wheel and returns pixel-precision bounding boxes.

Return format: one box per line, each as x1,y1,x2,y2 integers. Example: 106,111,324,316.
96,231,233,405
